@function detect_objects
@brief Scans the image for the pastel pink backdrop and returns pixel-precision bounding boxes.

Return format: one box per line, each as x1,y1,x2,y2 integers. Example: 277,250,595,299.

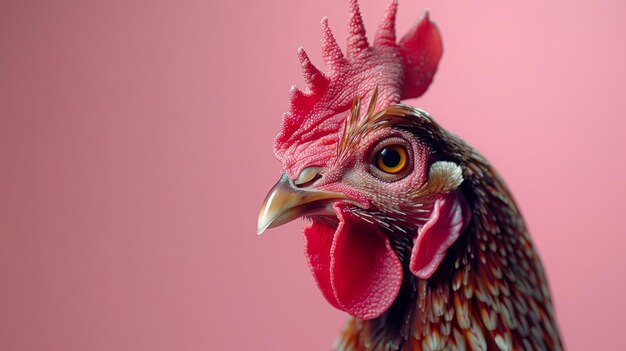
1,0,625,350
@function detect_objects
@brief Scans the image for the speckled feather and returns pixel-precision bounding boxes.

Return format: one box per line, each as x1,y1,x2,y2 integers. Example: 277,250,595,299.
332,106,563,351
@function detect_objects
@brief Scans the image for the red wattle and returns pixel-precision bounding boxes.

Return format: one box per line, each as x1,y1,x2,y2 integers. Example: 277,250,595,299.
331,208,403,320
303,206,403,320
303,219,341,309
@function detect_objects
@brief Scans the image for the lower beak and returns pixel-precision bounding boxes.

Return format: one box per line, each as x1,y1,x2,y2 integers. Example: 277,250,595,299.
257,174,346,234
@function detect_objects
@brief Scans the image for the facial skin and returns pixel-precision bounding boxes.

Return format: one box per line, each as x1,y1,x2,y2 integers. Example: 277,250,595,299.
259,105,470,320
259,124,431,234
319,128,430,212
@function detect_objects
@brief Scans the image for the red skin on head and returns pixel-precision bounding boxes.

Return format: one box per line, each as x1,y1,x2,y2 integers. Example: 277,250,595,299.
274,0,442,180
300,127,428,320
300,126,470,319
274,0,446,319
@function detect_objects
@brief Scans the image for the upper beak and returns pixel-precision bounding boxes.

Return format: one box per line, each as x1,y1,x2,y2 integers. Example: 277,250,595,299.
257,173,346,234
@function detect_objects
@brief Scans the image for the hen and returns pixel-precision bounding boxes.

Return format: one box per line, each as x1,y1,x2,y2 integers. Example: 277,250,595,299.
257,1,563,350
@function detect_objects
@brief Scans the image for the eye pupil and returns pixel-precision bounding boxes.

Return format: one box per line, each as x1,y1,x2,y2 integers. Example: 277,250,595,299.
380,148,401,168
374,144,408,175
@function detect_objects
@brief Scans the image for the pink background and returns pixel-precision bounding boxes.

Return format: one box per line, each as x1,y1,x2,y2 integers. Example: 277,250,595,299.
1,0,625,350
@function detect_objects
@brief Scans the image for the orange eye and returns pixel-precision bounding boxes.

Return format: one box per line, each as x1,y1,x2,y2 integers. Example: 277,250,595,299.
375,145,408,174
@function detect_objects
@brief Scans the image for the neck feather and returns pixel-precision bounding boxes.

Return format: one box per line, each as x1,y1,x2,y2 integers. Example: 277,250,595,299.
333,149,563,351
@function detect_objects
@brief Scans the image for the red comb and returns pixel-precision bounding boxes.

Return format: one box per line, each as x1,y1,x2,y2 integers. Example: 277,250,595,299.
274,0,442,177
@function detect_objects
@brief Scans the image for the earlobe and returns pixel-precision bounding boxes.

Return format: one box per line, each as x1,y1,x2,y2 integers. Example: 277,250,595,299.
409,190,470,279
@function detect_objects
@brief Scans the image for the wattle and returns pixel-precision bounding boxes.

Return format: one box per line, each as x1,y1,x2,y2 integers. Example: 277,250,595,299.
303,203,403,320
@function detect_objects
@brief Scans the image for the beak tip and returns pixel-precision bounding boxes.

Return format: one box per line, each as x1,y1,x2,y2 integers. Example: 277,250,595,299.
257,217,270,235
257,172,346,236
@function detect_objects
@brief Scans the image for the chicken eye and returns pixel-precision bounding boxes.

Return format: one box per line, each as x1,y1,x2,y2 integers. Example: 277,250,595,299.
375,145,408,174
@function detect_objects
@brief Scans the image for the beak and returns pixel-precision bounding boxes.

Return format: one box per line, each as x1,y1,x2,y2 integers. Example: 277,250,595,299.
257,173,346,234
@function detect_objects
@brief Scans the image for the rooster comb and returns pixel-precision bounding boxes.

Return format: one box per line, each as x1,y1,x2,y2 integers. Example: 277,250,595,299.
274,0,442,177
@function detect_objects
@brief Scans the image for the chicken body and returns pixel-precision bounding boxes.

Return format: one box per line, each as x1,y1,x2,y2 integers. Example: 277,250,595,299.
257,1,563,350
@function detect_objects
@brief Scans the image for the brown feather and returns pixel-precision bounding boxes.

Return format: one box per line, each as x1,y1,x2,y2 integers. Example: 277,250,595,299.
333,105,563,351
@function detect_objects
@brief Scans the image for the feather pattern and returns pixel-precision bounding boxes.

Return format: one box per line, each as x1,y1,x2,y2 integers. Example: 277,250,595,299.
331,106,563,351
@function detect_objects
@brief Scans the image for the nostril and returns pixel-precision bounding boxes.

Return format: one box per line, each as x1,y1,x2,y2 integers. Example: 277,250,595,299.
293,166,323,188
295,173,322,188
